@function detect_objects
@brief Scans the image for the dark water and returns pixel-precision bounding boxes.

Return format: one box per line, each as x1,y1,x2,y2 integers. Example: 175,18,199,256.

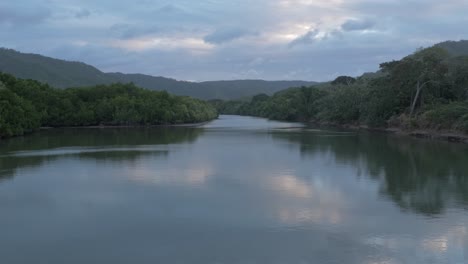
1,115,467,264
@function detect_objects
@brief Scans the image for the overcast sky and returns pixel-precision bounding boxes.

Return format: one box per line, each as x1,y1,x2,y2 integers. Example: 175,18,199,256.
2,0,468,81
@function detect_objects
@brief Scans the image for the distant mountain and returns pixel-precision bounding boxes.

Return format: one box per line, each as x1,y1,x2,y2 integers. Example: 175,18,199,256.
0,48,113,88
0,48,317,100
199,80,317,100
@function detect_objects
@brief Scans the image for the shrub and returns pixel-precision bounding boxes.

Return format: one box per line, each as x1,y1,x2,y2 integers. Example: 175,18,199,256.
420,102,468,130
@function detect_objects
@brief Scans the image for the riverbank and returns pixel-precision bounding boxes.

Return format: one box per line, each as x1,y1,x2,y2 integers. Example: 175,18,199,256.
40,120,214,130
387,128,468,143
0,119,218,140
313,121,468,144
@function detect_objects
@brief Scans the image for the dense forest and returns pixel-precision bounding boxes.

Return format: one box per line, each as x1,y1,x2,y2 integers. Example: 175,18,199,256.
0,73,217,138
212,45,468,134
0,48,316,100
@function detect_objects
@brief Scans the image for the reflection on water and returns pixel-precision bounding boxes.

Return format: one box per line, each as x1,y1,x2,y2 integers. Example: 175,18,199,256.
0,127,201,182
126,164,214,187
272,130,468,215
0,115,467,264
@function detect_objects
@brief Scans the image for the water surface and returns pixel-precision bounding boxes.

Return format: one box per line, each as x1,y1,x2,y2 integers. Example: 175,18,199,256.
1,115,467,264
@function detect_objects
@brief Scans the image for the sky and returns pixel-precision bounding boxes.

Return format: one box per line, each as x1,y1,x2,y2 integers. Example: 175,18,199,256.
1,0,468,82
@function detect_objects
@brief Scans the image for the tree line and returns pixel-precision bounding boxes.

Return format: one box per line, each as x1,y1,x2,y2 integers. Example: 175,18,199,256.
0,73,217,138
211,46,468,133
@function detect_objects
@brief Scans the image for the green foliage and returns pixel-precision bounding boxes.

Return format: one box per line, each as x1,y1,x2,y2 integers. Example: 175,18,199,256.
258,90,300,121
3,40,468,136
380,47,450,116
0,73,217,138
298,87,327,120
212,86,326,121
215,44,468,133
420,102,468,132
316,85,362,124
359,79,401,127
208,99,246,115
435,40,468,57
457,114,468,132
0,89,40,137
331,76,356,86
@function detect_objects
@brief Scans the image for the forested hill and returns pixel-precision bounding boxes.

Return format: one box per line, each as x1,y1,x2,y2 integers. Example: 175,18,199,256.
212,40,468,136
0,48,113,88
435,40,468,56
0,48,316,100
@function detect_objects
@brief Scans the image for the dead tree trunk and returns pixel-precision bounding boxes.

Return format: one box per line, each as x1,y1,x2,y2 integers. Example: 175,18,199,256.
410,80,433,117
410,81,422,117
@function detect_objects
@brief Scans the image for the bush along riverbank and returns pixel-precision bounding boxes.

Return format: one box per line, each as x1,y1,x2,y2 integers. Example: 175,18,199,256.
0,73,218,138
210,46,468,143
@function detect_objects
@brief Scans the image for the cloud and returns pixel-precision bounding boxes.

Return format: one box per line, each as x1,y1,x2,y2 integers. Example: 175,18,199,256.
109,37,213,53
204,28,257,44
0,4,51,26
75,9,91,19
289,29,343,48
288,29,320,47
341,19,374,31
109,23,162,39
157,4,184,14
2,0,468,81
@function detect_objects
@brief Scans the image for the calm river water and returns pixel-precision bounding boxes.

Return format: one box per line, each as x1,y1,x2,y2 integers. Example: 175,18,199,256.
0,115,467,264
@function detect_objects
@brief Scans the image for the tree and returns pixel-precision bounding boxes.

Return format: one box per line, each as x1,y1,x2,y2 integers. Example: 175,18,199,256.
331,76,356,86
0,73,218,137
299,86,326,120
0,89,40,137
446,56,468,101
381,47,449,117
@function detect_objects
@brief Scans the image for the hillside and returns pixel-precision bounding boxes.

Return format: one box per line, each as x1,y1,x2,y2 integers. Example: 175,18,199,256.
435,40,468,57
0,48,114,87
200,80,316,100
213,40,468,138
0,48,317,100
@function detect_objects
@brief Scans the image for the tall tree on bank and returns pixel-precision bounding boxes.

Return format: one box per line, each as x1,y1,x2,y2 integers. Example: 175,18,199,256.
381,47,449,117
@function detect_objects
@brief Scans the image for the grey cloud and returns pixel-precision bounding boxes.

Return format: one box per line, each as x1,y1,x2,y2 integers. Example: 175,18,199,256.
204,28,257,44
109,23,162,39
341,19,374,31
2,0,468,81
75,9,91,19
344,0,468,21
40,32,427,82
149,3,211,25
288,29,320,47
0,5,50,26
288,29,343,48
158,4,184,14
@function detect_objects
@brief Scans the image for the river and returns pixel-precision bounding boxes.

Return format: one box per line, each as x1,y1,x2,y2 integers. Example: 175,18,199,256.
0,115,467,264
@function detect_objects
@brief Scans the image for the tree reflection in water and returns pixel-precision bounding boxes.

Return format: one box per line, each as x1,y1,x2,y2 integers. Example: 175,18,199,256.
0,127,203,182
272,130,468,215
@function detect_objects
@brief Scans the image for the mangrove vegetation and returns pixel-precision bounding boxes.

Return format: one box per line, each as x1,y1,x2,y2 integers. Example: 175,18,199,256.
211,46,468,134
0,73,217,138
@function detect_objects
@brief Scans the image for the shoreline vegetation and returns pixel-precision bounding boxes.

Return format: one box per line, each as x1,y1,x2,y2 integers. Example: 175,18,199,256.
39,120,212,129
314,122,468,143
210,45,468,144
2,42,468,144
0,73,217,138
